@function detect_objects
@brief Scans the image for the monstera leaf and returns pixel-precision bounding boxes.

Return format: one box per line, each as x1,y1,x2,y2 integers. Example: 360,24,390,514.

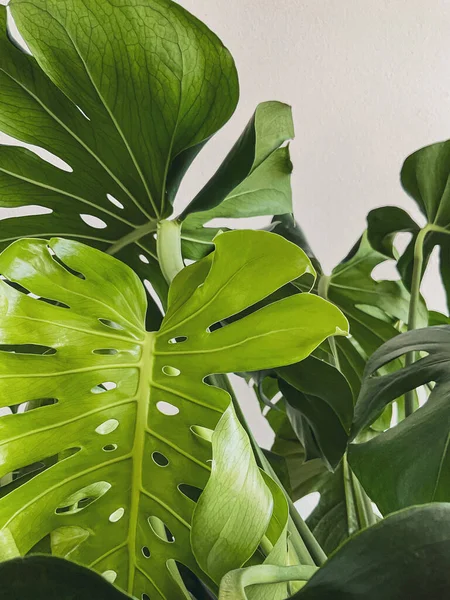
271,216,424,400
294,504,450,600
349,326,450,515
368,140,450,310
0,0,239,313
180,102,294,260
0,555,132,600
0,230,348,599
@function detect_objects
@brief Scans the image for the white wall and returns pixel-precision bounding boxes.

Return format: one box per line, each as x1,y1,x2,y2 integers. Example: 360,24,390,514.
174,0,450,312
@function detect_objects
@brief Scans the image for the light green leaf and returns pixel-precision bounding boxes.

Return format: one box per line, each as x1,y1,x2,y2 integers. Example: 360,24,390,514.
0,0,238,314
181,102,294,259
191,404,273,584
293,504,450,600
0,230,347,599
349,326,450,515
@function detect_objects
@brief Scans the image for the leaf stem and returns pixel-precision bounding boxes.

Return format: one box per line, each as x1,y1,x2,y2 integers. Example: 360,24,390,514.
106,220,157,256
404,226,428,417
219,564,318,599
157,219,185,284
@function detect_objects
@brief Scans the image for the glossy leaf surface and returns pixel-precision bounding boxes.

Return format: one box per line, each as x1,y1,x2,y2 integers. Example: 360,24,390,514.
0,0,238,308
294,504,450,600
0,230,348,599
181,102,294,259
0,555,131,600
349,326,450,514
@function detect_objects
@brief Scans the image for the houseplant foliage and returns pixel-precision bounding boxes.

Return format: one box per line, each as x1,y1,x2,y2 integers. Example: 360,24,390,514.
0,1,449,600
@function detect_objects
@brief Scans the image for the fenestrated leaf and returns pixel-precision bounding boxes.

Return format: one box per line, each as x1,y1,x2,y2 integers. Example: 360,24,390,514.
368,141,450,310
180,102,294,260
269,216,424,404
0,229,348,599
191,404,273,584
349,326,450,515
0,555,132,600
0,0,238,309
278,357,354,471
293,504,450,600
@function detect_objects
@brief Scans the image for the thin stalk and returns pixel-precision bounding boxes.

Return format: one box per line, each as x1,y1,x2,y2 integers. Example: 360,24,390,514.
215,374,326,566
342,454,359,536
404,226,428,417
351,471,375,529
106,219,157,256
157,219,185,284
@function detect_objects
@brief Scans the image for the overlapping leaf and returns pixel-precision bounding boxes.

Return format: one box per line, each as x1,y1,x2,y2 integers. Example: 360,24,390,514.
0,230,347,599
368,140,450,310
180,103,294,260
294,504,450,600
0,0,239,317
349,326,450,515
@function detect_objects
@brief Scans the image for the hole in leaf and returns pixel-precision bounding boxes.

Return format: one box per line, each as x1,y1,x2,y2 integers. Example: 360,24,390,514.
139,254,150,264
38,297,70,309
91,382,117,394
99,318,125,331
156,401,179,416
0,447,79,499
103,444,118,452
143,280,165,316
0,344,56,356
109,507,125,523
148,516,175,543
55,482,111,515
168,336,187,344
152,452,169,467
51,525,90,557
102,570,117,584
95,419,119,435
107,194,124,209
178,483,202,503
80,214,107,229
142,546,151,558
47,246,86,280
142,594,150,600
1,398,58,418
76,105,91,120
190,425,213,443
93,348,119,355
162,366,180,377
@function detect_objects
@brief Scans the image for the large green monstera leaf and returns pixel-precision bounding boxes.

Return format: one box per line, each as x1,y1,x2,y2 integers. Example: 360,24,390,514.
0,230,348,599
0,0,238,308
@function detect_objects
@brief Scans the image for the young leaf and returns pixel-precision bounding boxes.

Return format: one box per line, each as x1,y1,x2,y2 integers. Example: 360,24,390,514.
0,230,347,599
180,102,294,259
0,555,132,600
191,405,273,584
349,326,450,515
0,0,238,308
293,504,450,600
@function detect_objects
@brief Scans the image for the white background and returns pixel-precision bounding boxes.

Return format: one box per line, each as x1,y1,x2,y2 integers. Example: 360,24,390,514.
1,0,450,514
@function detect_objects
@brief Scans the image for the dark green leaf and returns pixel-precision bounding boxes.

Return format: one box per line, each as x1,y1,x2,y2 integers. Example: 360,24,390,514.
294,504,450,600
181,102,294,259
0,0,239,312
349,326,450,514
0,555,131,599
277,357,353,470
